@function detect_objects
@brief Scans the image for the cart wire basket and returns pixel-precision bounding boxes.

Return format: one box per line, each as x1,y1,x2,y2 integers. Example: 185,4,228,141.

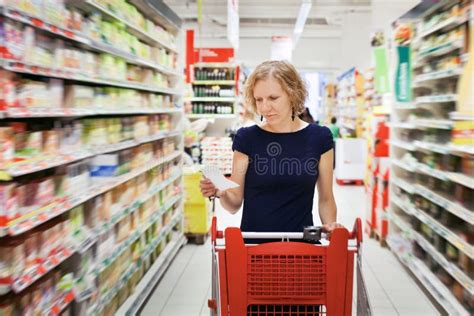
208,216,372,316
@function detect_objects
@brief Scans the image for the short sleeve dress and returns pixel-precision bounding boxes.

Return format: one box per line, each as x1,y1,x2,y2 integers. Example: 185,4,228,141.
232,123,334,233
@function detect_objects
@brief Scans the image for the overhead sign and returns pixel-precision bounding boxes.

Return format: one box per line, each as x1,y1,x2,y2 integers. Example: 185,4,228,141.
227,0,239,49
271,36,292,61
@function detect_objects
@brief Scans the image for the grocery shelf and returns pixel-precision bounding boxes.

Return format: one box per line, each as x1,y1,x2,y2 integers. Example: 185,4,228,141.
187,114,236,119
445,172,474,189
449,112,474,121
391,159,417,172
95,172,182,236
449,144,474,155
390,140,416,151
417,40,464,60
194,62,237,68
392,196,474,259
388,235,472,316
192,80,236,85
414,119,453,130
94,213,183,315
43,289,75,316
418,15,468,39
391,176,416,194
414,140,450,155
117,233,186,315
0,130,181,180
73,0,177,53
0,6,180,76
415,94,457,104
414,68,463,84
412,230,473,295
4,151,182,237
0,59,180,95
0,246,75,295
188,97,236,102
416,162,450,181
393,104,418,111
2,107,182,118
415,184,474,224
390,122,417,129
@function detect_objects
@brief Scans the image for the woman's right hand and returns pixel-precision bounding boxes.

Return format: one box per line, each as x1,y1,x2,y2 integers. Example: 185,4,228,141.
200,177,219,198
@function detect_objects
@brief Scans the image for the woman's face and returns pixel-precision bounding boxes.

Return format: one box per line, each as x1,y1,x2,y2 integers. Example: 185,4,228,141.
253,77,291,126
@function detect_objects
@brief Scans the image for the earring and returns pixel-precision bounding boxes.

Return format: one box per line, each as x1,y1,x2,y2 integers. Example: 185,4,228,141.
291,109,295,121
260,115,263,121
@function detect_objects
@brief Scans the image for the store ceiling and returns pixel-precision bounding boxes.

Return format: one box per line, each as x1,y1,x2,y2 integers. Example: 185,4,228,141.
164,0,371,38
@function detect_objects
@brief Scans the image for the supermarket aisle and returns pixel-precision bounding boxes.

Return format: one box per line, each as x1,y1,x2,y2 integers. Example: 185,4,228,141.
141,184,439,316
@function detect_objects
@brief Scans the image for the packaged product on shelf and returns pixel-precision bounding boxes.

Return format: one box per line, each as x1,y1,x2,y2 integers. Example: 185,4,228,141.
90,154,120,179
64,85,95,109
0,20,26,60
0,127,14,164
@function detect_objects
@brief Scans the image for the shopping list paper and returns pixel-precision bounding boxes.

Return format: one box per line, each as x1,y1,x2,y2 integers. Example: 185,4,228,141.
202,165,239,191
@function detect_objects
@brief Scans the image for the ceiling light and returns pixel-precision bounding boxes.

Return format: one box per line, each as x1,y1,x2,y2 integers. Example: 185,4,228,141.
293,0,312,48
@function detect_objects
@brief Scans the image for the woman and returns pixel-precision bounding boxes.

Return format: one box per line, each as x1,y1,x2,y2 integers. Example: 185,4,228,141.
200,60,341,234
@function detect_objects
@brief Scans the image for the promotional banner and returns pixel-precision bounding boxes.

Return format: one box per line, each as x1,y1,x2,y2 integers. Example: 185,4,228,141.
373,47,390,94
270,36,292,61
395,46,412,102
227,0,239,49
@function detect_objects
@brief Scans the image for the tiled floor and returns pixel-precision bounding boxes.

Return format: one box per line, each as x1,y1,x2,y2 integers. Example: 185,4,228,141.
141,184,440,316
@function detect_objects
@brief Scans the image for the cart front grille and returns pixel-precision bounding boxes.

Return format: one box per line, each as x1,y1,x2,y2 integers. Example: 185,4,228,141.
247,254,326,300
247,304,326,316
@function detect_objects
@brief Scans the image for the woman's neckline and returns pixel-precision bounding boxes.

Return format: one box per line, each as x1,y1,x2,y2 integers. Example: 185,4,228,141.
257,122,311,135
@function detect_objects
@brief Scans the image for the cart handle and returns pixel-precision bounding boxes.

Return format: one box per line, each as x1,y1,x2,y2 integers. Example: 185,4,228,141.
211,216,363,246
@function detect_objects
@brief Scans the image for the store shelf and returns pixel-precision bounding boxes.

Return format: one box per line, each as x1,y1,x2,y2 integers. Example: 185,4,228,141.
391,176,416,194
0,130,181,180
414,140,450,155
390,122,417,129
445,172,474,189
4,151,182,237
392,196,474,259
415,184,474,224
192,80,236,85
414,68,463,84
194,62,237,68
415,94,457,104
0,6,180,76
94,213,183,315
449,112,474,121
416,162,450,181
412,230,473,295
414,119,453,130
43,290,75,316
95,172,182,236
417,40,464,60
449,144,474,155
73,0,177,53
188,97,236,102
187,114,236,119
390,140,416,151
393,104,418,111
94,194,182,276
391,159,417,172
418,15,467,39
0,59,180,95
0,246,75,294
1,107,182,118
117,233,186,315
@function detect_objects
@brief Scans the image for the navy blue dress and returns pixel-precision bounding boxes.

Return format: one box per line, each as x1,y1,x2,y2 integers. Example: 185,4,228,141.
232,124,333,233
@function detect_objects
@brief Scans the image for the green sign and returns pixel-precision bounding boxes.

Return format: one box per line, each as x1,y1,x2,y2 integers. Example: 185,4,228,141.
374,47,390,93
395,46,412,102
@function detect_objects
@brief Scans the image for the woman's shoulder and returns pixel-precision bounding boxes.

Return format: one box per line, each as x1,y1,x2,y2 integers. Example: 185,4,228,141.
307,123,332,136
236,124,259,136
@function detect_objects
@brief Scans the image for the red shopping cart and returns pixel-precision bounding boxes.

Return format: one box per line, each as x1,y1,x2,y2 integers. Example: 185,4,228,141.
208,217,372,316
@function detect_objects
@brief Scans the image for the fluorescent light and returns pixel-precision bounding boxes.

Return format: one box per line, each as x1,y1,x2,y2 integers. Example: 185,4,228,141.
293,0,312,48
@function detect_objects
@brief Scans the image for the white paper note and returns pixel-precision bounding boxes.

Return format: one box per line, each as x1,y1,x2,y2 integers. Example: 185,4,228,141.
202,165,240,191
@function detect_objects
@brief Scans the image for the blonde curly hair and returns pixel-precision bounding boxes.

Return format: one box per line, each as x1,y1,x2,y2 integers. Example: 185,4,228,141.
244,60,308,116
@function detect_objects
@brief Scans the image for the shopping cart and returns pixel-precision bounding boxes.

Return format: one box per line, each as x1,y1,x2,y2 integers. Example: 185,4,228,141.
208,216,372,316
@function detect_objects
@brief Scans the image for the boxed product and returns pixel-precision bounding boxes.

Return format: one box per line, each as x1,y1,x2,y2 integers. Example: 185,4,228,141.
90,154,120,178
64,85,95,108
451,121,474,145
0,184,17,225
